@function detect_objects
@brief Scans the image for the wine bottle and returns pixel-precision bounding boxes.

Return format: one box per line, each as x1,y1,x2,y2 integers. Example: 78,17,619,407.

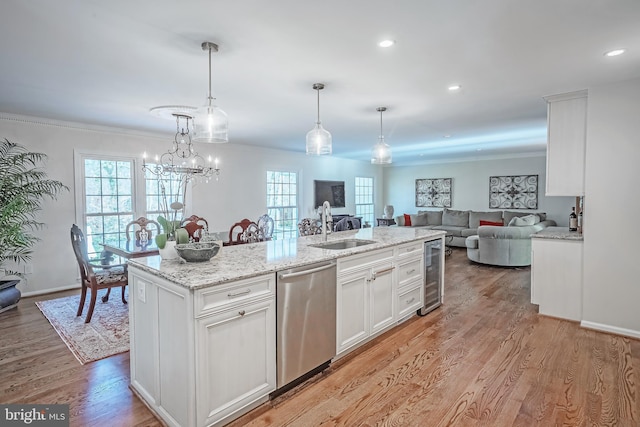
569,207,578,232
578,209,583,234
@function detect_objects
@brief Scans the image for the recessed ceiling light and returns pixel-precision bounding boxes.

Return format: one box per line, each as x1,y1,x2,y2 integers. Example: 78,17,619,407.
443,134,451,138
448,85,461,92
604,48,626,57
378,40,395,48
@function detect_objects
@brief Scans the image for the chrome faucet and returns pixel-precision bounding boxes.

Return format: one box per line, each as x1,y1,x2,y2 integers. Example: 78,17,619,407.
321,201,332,241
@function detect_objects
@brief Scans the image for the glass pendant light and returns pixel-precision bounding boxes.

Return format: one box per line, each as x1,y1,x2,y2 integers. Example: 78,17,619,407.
306,83,332,155
194,42,229,143
371,107,392,164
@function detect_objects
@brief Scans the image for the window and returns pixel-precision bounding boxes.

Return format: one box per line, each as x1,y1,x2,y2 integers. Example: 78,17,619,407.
144,167,185,224
82,158,135,258
76,154,185,258
266,170,298,240
355,177,374,226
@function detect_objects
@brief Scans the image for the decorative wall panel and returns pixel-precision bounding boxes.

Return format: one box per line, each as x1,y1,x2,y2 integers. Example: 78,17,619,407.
489,175,538,209
416,178,452,207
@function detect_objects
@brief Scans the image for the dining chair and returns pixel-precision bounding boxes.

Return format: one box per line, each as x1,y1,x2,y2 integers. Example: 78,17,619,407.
298,218,322,236
257,214,274,241
334,217,361,231
227,219,260,245
71,224,128,323
181,214,209,242
125,217,161,243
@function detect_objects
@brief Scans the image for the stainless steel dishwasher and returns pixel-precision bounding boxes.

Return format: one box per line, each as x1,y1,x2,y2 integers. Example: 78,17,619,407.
276,260,337,391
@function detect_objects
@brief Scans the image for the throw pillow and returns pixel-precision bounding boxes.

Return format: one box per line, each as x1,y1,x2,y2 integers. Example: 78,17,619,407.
479,220,503,226
508,214,540,226
411,212,429,226
403,213,412,227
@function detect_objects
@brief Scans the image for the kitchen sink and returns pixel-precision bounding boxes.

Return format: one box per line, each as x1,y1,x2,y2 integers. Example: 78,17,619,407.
308,239,376,250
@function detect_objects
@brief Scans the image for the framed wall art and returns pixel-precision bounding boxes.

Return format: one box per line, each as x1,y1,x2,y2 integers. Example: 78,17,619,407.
416,178,452,208
489,175,538,209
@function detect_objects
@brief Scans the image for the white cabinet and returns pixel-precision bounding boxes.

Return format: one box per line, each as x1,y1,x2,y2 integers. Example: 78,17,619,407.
531,238,583,321
196,297,275,427
336,241,431,357
128,267,276,427
544,90,588,196
336,248,395,355
395,242,425,320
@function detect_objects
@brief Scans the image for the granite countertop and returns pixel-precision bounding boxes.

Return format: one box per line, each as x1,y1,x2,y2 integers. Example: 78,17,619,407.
531,226,584,241
128,227,445,290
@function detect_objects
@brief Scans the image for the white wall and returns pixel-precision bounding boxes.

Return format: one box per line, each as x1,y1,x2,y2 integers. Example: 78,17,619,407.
582,77,640,337
0,115,383,295
383,156,574,225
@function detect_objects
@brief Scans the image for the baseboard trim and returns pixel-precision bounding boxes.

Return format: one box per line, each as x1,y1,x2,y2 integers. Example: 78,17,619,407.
22,284,81,298
580,320,640,340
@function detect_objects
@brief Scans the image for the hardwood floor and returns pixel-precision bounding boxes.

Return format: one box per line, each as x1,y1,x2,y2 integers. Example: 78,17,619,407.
1,249,638,426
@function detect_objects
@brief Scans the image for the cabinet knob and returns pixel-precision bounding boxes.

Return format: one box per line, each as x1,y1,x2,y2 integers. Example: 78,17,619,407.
238,310,246,316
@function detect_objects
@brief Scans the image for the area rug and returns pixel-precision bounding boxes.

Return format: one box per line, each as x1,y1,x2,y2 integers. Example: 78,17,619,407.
35,290,129,365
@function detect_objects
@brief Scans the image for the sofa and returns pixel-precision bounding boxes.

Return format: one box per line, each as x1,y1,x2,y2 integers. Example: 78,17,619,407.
394,208,556,266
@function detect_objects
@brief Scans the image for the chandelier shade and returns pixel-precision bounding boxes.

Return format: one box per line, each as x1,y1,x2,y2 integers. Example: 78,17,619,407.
306,83,332,155
371,106,392,164
194,41,229,143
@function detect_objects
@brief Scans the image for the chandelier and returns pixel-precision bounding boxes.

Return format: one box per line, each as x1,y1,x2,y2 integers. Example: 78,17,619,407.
371,106,392,164
143,113,221,182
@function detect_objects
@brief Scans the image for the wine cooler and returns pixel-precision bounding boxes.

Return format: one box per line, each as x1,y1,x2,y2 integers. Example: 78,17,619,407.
417,238,443,316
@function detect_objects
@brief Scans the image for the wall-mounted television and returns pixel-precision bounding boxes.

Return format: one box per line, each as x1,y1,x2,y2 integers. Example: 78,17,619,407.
314,180,346,208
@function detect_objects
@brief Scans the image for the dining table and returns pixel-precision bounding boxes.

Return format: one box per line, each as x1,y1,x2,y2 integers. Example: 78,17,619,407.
101,240,159,259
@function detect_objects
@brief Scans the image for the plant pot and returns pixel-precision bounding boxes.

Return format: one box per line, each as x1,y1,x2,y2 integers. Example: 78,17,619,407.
0,279,21,314
158,240,179,260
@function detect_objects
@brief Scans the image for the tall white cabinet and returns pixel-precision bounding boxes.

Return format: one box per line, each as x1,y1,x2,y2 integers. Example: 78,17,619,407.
544,90,588,196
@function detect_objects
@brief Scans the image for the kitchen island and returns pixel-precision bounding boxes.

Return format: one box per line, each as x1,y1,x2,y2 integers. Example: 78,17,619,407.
127,227,445,427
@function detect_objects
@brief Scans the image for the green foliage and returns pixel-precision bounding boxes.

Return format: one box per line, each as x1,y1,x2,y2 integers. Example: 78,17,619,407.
0,139,68,274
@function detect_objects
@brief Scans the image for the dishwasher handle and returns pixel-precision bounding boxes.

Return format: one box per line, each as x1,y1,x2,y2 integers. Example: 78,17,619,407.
278,262,336,280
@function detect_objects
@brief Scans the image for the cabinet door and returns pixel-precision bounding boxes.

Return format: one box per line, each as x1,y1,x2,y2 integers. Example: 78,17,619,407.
370,262,395,335
337,271,369,354
196,297,276,427
545,91,587,196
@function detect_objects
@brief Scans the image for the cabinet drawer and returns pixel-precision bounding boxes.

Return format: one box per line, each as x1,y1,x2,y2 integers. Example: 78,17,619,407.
396,257,422,287
395,241,423,258
338,248,394,275
195,273,275,317
397,281,423,320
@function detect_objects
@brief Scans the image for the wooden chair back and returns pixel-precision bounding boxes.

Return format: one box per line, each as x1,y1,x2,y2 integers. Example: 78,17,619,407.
228,219,260,245
298,218,322,236
125,217,161,242
180,215,209,242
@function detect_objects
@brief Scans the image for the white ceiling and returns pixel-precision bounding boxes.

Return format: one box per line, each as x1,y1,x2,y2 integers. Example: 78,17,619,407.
2,0,640,165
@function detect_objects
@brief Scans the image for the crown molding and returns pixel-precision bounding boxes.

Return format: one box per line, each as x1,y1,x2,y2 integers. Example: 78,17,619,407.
392,150,547,167
0,111,166,140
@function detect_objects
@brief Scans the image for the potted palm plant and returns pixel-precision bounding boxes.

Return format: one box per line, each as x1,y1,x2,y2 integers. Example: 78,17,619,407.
0,138,67,312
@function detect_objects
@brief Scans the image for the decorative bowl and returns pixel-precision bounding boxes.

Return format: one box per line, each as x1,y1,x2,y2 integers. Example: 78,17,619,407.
175,242,220,262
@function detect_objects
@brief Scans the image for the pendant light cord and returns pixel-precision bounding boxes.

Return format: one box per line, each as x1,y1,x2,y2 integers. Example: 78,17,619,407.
316,87,320,124
207,46,213,106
